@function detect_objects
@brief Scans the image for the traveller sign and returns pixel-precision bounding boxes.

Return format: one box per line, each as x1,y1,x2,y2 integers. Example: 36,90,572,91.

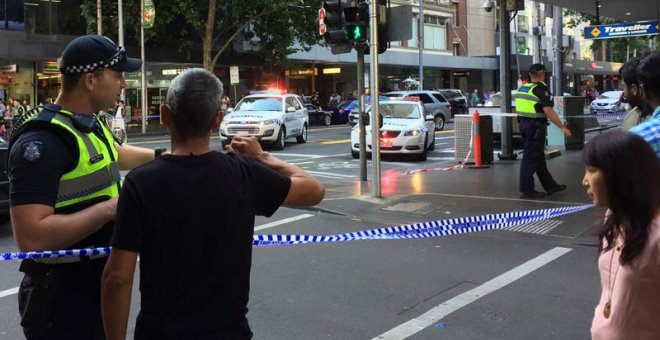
584,21,658,39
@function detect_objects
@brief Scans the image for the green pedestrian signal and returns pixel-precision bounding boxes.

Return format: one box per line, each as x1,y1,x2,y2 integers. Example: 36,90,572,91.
344,24,365,41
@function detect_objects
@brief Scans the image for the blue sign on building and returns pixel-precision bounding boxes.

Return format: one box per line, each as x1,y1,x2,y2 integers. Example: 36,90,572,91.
584,21,659,39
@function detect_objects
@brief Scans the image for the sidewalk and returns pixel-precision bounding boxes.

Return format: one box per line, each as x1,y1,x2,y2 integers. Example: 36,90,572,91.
317,144,598,245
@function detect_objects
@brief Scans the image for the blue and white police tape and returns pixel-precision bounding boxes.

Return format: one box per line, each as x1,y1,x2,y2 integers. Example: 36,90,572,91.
1,247,112,261
1,204,593,260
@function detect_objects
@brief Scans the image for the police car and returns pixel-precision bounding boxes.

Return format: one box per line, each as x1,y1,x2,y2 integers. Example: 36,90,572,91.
219,93,308,150
350,100,435,161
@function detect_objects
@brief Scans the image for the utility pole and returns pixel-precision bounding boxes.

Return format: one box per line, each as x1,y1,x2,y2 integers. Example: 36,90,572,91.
140,0,147,134
552,6,563,96
498,0,516,160
369,0,381,197
418,0,424,89
357,47,367,181
533,1,542,64
118,0,126,102
96,0,102,34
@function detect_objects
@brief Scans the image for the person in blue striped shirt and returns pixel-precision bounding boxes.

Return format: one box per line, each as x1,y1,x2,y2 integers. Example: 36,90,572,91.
631,51,660,157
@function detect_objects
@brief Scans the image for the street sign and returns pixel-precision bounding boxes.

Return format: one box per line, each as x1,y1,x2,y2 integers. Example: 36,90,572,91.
143,0,156,29
584,21,658,39
230,66,239,85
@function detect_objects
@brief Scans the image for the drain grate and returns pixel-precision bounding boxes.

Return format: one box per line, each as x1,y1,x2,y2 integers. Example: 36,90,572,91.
502,219,563,235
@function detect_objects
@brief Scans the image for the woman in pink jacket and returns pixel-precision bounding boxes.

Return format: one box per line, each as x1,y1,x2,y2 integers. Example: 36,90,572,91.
582,131,660,340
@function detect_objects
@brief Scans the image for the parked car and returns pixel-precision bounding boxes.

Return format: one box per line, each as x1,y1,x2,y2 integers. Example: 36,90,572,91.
589,90,624,114
219,93,308,150
306,104,333,126
350,100,435,161
382,90,452,131
438,89,468,117
328,100,351,124
347,96,390,127
0,137,9,221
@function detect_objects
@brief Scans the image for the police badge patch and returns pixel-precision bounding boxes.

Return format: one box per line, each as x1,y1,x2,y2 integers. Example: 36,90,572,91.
23,141,43,161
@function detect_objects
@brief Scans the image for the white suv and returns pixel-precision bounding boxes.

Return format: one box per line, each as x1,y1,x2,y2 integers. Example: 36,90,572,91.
382,91,452,130
220,93,308,150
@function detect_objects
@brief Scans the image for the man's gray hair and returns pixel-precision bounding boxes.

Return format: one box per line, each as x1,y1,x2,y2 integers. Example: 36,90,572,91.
166,68,224,139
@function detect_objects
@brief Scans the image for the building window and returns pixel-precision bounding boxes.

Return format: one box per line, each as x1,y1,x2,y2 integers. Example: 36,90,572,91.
423,15,448,51
517,14,529,33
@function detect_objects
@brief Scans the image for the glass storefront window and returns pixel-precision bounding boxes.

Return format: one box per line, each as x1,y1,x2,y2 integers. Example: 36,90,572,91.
1,0,84,35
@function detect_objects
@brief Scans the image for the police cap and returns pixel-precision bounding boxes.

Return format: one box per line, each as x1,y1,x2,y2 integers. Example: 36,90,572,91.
59,35,142,74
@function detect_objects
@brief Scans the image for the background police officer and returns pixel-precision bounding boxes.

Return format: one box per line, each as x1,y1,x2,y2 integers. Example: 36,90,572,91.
8,35,161,339
515,63,571,199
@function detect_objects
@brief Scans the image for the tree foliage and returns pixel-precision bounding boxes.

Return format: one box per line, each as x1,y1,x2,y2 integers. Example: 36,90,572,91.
564,9,656,62
81,0,320,70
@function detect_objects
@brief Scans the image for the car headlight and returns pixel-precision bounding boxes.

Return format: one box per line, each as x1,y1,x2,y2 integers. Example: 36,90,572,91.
221,120,229,127
404,129,422,136
260,119,279,126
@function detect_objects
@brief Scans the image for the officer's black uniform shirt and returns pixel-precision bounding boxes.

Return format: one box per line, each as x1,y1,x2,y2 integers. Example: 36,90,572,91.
111,151,291,339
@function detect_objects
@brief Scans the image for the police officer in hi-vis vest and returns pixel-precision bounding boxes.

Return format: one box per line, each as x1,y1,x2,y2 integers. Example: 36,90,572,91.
515,63,571,199
8,35,165,339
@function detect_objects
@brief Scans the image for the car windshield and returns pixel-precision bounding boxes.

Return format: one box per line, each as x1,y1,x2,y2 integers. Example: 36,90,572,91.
234,97,283,111
331,100,350,109
439,91,463,100
374,104,421,119
598,92,621,100
484,95,502,107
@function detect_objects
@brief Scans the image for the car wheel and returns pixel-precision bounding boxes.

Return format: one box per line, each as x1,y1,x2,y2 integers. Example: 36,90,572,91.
323,114,332,126
434,114,445,131
296,124,307,144
351,149,359,159
221,140,228,150
274,126,285,150
428,132,435,151
416,137,428,161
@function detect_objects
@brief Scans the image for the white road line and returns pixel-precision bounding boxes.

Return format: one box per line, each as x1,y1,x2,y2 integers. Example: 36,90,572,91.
425,157,455,161
272,152,347,159
290,161,315,165
372,247,573,340
0,287,18,299
305,170,356,178
254,214,315,232
435,136,454,140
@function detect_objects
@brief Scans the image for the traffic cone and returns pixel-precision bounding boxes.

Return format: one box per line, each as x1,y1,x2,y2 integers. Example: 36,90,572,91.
469,110,489,169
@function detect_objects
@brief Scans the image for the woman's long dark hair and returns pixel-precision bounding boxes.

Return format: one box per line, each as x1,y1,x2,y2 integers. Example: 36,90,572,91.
582,131,660,265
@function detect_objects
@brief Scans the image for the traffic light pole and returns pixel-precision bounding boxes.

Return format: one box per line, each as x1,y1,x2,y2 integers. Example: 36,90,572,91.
357,47,367,181
498,0,516,160
369,0,381,198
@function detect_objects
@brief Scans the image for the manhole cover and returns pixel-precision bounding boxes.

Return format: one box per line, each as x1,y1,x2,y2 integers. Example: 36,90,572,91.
382,201,434,215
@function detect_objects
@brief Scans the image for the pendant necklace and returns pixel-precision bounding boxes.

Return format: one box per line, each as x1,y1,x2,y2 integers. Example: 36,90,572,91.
604,244,621,319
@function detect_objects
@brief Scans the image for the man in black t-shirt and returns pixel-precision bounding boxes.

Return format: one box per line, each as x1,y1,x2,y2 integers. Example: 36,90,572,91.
101,68,325,340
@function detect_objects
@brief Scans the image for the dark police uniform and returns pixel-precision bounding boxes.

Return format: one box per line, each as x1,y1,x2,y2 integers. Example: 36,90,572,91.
9,104,122,339
515,81,562,197
8,34,142,340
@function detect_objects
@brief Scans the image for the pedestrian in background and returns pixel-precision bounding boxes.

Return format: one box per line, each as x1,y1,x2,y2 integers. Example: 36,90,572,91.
8,35,158,339
470,89,480,106
630,50,660,157
515,63,571,199
101,68,324,340
582,131,660,340
619,56,653,131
